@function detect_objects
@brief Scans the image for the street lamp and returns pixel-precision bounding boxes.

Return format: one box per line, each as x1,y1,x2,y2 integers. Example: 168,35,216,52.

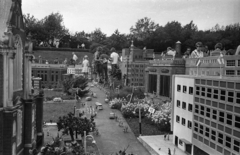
139,104,142,136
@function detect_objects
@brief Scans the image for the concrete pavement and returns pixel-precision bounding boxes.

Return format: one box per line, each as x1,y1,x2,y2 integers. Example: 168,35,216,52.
87,85,151,155
138,135,187,155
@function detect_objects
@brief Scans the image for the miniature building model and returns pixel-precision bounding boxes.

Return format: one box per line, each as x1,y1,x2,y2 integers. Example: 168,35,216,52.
172,55,240,155
32,64,67,88
0,1,44,155
120,43,152,87
145,58,185,98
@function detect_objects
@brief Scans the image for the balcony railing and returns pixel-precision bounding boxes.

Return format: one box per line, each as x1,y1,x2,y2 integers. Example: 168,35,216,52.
67,67,82,75
31,63,67,68
149,58,185,66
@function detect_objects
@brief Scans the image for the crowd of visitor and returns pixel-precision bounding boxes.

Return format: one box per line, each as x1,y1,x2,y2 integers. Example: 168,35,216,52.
182,42,240,59
161,42,240,59
92,47,120,84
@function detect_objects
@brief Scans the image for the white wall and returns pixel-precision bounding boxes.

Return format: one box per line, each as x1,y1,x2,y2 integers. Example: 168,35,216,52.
173,76,194,153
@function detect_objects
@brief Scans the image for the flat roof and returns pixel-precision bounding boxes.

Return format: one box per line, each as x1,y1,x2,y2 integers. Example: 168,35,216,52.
174,74,240,81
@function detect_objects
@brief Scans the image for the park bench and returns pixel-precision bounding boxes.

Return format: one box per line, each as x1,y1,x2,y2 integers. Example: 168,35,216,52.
95,102,103,110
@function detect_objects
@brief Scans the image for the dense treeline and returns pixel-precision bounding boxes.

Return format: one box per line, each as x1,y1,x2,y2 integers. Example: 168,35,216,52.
24,13,240,54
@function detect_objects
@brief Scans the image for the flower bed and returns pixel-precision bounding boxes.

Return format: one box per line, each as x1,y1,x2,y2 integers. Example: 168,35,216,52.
108,96,172,133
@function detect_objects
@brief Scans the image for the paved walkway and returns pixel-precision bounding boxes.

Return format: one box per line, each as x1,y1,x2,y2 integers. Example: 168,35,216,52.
138,135,187,155
87,85,151,155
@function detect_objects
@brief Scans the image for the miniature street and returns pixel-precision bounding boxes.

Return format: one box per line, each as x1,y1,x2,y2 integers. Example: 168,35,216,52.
87,86,151,155
43,84,151,155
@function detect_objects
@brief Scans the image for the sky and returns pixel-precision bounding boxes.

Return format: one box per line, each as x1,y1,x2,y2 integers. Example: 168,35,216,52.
22,0,240,36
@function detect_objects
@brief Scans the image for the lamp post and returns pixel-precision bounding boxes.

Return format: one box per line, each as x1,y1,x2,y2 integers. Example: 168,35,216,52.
139,104,142,136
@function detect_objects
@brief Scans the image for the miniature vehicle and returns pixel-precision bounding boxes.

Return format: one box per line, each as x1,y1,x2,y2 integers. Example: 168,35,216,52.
53,97,63,102
95,102,103,110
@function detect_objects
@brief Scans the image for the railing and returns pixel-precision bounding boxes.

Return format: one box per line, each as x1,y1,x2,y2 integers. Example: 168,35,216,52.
67,68,82,74
149,58,185,66
185,55,240,67
31,63,67,68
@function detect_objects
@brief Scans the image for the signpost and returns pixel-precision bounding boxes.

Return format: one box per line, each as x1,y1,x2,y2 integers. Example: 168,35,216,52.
148,107,155,114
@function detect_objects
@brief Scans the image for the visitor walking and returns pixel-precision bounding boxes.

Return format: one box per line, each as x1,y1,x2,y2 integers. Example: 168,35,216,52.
93,47,103,83
99,51,110,83
63,58,68,65
82,55,89,79
81,43,85,49
168,148,171,155
110,47,119,76
72,52,78,66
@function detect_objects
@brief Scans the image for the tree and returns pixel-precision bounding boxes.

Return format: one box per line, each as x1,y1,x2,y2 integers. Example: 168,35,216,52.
106,29,129,50
71,31,91,48
43,12,69,45
72,76,90,97
130,17,159,41
163,21,183,47
62,76,89,97
24,14,48,44
57,112,95,141
89,28,107,44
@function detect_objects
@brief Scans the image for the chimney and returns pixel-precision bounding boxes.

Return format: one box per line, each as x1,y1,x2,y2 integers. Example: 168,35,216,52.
175,41,181,56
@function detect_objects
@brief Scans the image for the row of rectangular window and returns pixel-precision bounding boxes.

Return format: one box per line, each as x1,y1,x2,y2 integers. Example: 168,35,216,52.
194,115,240,139
195,97,240,113
177,85,193,94
195,86,240,104
176,100,192,111
226,60,240,67
195,79,240,90
195,104,240,129
36,71,59,74
194,122,240,153
176,115,192,129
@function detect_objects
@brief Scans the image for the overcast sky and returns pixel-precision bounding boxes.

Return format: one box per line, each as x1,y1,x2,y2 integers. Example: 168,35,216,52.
22,0,240,36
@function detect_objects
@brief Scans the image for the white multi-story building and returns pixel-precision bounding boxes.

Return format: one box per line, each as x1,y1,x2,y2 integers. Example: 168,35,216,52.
172,75,194,155
172,55,240,155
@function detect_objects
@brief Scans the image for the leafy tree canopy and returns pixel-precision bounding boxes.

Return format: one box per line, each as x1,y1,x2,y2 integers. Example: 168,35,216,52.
25,13,240,53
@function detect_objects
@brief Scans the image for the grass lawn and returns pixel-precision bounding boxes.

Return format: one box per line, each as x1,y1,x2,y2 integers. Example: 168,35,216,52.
44,89,63,98
43,100,76,122
125,117,164,137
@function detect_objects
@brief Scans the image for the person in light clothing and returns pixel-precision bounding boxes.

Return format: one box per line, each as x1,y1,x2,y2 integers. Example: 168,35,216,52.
110,47,119,75
166,47,176,59
72,52,78,66
211,43,226,56
190,42,204,58
82,55,89,79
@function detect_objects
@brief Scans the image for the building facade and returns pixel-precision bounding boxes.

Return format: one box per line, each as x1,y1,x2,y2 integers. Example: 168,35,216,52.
0,1,44,155
32,64,67,88
145,58,185,98
172,55,240,155
172,75,194,155
186,55,240,77
120,44,153,87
